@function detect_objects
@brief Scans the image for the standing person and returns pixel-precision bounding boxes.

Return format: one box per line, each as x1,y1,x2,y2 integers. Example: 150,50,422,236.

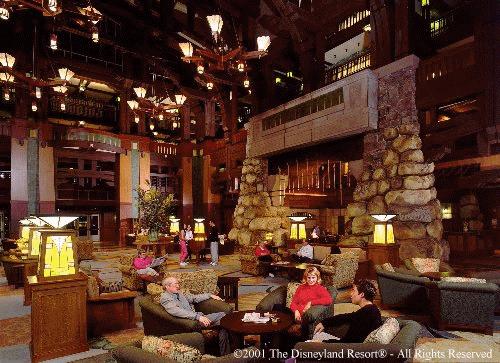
185,224,193,262
179,228,188,267
208,220,219,266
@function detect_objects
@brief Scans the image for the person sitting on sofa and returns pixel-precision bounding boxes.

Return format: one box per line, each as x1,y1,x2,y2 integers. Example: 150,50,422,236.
290,239,314,263
313,279,382,343
133,249,160,277
255,241,273,262
160,277,230,355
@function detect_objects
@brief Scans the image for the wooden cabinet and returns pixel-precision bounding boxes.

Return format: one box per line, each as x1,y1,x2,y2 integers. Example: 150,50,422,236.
367,244,401,278
30,273,88,362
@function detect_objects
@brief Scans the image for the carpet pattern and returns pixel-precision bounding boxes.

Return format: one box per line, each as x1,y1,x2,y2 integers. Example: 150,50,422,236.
0,315,31,347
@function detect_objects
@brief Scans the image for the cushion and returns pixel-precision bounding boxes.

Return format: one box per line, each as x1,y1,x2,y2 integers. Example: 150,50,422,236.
381,263,395,272
286,282,300,308
364,317,400,344
411,258,440,274
75,239,94,261
98,279,123,293
142,336,202,363
442,277,487,284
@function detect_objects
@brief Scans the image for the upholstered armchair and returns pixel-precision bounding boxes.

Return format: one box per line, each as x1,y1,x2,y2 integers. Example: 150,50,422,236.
426,279,498,335
112,332,258,363
140,269,234,337
119,253,168,291
256,283,338,340
238,244,281,276
318,253,359,289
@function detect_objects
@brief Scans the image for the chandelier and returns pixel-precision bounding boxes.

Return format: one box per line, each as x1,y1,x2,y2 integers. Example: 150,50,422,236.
0,0,62,20
179,14,271,90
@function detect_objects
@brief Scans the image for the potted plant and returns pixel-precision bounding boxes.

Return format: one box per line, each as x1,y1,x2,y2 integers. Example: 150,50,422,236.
136,182,174,241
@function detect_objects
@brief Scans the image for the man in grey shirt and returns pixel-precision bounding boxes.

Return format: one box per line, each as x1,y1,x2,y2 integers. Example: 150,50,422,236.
160,277,230,355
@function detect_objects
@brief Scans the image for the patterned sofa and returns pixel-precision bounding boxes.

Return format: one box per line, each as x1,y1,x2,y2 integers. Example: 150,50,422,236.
112,332,259,363
139,269,233,337
238,244,281,276
426,279,498,335
375,265,430,312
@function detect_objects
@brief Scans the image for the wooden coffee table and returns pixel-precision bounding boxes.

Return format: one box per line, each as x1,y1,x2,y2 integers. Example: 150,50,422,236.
220,310,293,350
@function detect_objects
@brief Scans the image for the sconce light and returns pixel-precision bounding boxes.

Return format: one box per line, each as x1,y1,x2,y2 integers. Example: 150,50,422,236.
197,64,204,74
206,82,214,90
289,215,307,240
371,214,396,244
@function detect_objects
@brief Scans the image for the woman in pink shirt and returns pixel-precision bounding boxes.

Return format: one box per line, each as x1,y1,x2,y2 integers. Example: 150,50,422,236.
133,249,159,276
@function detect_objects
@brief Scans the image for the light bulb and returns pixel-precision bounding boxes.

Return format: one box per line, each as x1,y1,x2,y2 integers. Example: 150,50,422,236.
60,102,65,111
153,131,158,136
159,114,164,121
134,115,139,123
31,101,37,112
3,91,9,101
149,123,154,131
173,121,178,128
0,6,9,21
92,27,99,43
206,82,213,90
50,33,57,50
237,62,245,72
197,64,204,74
35,87,41,99
243,79,250,88
48,0,58,12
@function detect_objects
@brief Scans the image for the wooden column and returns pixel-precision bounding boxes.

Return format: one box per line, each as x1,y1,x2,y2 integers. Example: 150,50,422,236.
181,103,191,140
204,100,216,138
119,87,132,134
229,85,238,133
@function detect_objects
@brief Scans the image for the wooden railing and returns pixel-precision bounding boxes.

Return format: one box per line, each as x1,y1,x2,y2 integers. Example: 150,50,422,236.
57,188,115,201
417,42,475,84
152,142,177,156
324,50,371,85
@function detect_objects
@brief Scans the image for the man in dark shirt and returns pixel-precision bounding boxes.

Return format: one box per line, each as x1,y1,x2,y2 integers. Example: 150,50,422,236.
314,279,382,343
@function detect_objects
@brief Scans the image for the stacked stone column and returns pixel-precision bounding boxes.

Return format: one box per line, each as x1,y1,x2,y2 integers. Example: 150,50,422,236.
228,158,290,246
343,57,444,260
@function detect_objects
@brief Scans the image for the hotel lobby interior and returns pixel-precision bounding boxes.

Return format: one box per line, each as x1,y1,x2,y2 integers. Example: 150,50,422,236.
0,0,498,362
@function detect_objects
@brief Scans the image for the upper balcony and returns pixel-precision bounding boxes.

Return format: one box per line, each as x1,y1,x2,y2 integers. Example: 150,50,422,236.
246,69,378,158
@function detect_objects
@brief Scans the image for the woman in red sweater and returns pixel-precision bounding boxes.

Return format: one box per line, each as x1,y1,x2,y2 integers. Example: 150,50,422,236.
290,266,333,322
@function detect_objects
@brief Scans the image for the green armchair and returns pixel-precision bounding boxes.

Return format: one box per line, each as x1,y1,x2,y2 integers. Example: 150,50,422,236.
238,244,281,276
112,332,259,363
294,318,422,362
256,284,338,339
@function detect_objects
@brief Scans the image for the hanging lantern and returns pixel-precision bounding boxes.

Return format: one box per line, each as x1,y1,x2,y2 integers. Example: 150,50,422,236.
237,62,245,72
0,53,15,68
175,94,186,105
127,100,138,110
35,87,42,99
134,115,139,123
53,85,68,94
50,33,58,50
158,113,164,121
31,101,38,112
172,121,178,129
243,78,250,88
48,0,58,12
197,64,204,74
133,87,147,98
91,27,99,43
206,82,213,90
257,35,271,52
3,89,9,101
149,123,155,131
0,73,14,83
60,101,66,111
206,15,223,35
0,5,9,21
153,131,158,136
58,68,74,81
179,42,194,57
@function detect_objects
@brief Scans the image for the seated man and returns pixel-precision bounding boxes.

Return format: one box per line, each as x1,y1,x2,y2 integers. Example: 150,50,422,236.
290,239,314,263
313,279,382,343
160,277,230,355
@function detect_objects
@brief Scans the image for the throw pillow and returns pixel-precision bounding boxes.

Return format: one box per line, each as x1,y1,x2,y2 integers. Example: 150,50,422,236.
98,279,123,293
364,317,400,344
411,258,440,274
381,263,395,272
142,336,202,363
286,282,300,308
442,277,487,284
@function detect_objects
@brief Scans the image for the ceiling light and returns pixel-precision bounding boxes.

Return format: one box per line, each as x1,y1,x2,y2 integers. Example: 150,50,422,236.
175,94,186,105
243,78,250,88
48,0,58,12
206,15,223,35
53,85,68,93
257,35,271,52
50,33,58,50
31,101,38,112
206,82,213,90
134,115,139,123
134,87,146,98
158,113,164,121
35,87,41,99
58,68,74,81
173,121,178,128
0,53,15,68
127,100,138,110
3,90,9,100
237,62,245,72
149,123,154,131
179,42,193,57
0,73,14,82
60,102,65,111
363,24,371,32
153,131,158,136
0,5,9,21
91,27,99,43
197,64,204,74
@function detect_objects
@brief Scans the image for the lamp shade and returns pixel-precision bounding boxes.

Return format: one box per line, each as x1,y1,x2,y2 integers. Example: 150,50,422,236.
38,216,78,229
169,217,180,234
134,87,147,98
37,229,78,277
127,100,139,110
29,216,46,227
371,214,396,244
257,36,271,52
179,42,193,57
175,94,186,105
371,214,396,222
58,68,75,81
206,15,223,34
0,53,15,68
19,219,32,226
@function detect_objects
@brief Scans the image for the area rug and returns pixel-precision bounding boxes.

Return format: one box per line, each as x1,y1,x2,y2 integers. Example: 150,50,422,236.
0,315,31,347
414,336,500,362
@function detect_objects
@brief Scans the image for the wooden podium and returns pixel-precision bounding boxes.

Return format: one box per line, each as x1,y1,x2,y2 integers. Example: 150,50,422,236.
29,273,88,362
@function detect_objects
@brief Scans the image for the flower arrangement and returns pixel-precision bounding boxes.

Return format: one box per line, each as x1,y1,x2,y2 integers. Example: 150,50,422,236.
136,181,174,239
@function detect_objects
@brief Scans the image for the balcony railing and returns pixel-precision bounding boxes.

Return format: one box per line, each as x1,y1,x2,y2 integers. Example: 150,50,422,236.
429,3,472,38
325,50,371,85
152,142,177,156
57,188,116,201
